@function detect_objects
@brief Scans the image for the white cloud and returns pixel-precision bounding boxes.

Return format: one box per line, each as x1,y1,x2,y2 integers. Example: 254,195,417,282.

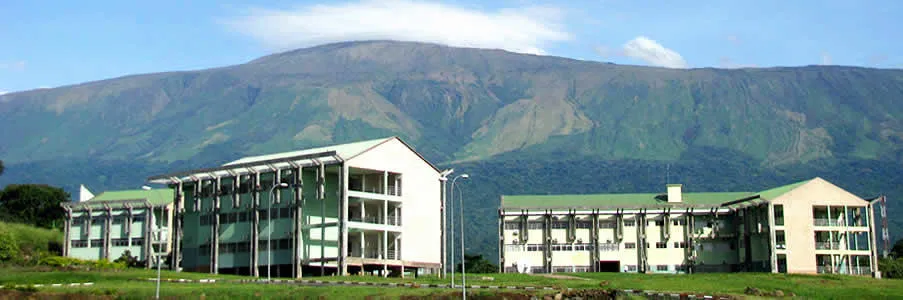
621,36,688,68
224,0,572,55
0,90,7,95
821,52,832,65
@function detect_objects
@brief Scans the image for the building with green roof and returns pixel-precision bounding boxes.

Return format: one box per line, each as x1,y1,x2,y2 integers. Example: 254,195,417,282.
499,177,884,278
147,137,443,278
62,185,174,267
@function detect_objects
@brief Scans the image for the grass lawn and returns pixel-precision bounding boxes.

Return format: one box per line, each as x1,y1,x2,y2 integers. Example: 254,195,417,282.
1,266,901,299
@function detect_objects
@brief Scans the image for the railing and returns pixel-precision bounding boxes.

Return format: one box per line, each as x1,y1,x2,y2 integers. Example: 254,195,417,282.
815,242,841,250
813,219,843,226
599,243,619,252
387,249,397,260
817,266,833,274
387,214,401,226
852,266,872,275
350,215,383,224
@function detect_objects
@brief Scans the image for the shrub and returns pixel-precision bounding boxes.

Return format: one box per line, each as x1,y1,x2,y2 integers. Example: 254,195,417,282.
879,258,903,279
0,231,20,261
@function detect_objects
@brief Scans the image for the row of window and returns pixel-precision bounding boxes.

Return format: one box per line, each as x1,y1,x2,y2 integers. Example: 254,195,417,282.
198,208,295,226
505,219,692,230
71,238,145,248
73,215,146,225
622,265,688,272
197,239,293,255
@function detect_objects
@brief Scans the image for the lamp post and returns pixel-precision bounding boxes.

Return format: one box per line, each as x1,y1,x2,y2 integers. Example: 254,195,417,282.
155,226,166,299
449,174,469,289
438,169,454,279
267,182,289,282
456,180,470,300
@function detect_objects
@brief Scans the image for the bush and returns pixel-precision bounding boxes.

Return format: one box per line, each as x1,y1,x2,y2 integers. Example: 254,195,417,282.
879,258,903,279
38,255,126,270
0,231,19,262
114,250,142,268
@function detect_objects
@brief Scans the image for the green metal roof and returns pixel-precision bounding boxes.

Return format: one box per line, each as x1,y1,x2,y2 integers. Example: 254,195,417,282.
501,178,818,209
224,137,392,166
756,179,812,200
501,192,754,209
87,189,174,206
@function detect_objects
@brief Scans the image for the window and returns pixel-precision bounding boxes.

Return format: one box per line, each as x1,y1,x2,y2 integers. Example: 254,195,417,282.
599,221,616,228
674,241,687,248
576,221,593,229
678,219,687,225
774,205,784,226
112,239,130,247
72,240,88,248
624,221,636,227
527,244,545,252
132,237,144,246
551,221,569,229
199,244,211,255
504,223,520,230
112,216,126,225
672,220,679,226
133,215,145,223
656,242,667,249
90,239,103,247
656,265,669,272
654,220,665,226
626,265,637,272
528,221,544,230
625,242,636,249
280,207,292,219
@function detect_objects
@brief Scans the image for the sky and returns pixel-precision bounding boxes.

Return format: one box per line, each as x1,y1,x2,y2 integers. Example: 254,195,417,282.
1,0,902,94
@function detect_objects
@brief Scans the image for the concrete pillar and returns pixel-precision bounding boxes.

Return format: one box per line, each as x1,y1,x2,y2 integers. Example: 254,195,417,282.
211,176,221,274
144,205,153,269
440,176,447,278
251,172,261,277
338,164,349,275
591,211,599,272
867,202,880,278
498,210,504,273
172,181,184,272
317,162,326,276
767,203,778,273
126,205,133,248
103,205,112,260
543,212,551,273
292,166,304,279
63,208,72,257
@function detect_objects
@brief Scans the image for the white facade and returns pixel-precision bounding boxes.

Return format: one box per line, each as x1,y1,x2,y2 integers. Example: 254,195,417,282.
499,178,882,277
149,137,442,277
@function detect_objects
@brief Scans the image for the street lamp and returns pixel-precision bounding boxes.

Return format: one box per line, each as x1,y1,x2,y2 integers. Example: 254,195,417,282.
438,169,454,280
456,179,470,299
143,185,164,300
267,182,289,282
449,174,468,289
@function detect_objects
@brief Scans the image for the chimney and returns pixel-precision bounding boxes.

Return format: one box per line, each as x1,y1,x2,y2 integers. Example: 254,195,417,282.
667,184,682,203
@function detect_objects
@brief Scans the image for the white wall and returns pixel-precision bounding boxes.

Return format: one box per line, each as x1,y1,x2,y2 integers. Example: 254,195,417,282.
347,138,441,265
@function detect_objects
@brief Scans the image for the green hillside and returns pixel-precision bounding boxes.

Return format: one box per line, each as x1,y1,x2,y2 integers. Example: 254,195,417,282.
1,40,901,260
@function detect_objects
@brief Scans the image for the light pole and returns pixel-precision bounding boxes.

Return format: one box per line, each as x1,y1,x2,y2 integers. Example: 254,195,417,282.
267,182,289,282
438,169,454,280
456,182,469,299
449,174,469,289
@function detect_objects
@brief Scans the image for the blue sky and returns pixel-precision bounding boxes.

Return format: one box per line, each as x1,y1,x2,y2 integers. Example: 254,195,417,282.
1,0,901,94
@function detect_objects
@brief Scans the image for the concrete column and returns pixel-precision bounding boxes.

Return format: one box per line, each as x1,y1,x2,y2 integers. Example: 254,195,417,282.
63,208,72,257
317,162,326,276
251,172,261,277
767,203,778,273
292,166,304,279
338,164,349,275
867,202,880,277
144,206,153,269
126,205,133,248
543,212,551,273
172,182,184,272
498,210,504,273
212,176,221,274
382,231,388,275
591,211,599,272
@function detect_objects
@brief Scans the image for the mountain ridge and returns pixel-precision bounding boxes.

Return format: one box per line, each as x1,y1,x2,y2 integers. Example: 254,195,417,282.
1,40,901,259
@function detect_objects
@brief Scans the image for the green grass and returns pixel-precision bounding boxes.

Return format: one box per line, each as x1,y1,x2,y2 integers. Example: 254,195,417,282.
1,266,902,299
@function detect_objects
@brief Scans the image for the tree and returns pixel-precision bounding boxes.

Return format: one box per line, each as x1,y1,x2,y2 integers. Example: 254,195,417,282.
891,239,903,259
0,184,70,229
456,254,498,274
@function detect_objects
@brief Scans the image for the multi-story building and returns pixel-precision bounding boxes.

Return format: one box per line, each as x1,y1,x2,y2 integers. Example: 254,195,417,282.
498,178,883,277
62,186,174,267
147,137,442,278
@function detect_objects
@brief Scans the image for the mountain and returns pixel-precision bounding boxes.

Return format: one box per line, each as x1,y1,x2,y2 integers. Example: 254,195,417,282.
1,40,902,260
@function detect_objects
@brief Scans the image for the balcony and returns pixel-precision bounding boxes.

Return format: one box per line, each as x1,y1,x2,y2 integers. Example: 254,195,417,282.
815,242,841,250
814,219,843,227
